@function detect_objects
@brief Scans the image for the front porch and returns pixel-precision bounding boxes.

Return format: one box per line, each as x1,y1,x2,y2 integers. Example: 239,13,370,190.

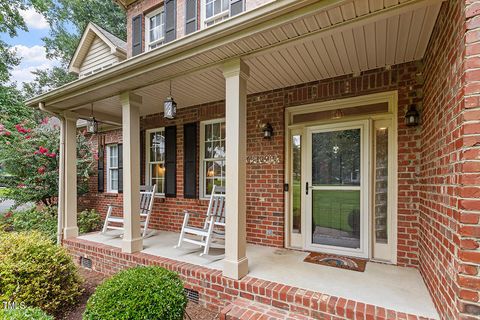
69,231,438,319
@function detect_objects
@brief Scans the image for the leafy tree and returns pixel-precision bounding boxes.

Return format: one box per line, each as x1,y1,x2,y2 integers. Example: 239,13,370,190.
20,0,126,94
0,118,94,207
22,66,77,99
41,0,126,64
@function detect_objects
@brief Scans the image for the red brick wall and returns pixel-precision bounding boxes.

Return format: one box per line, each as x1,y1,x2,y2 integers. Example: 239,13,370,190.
80,62,422,265
125,0,274,58
420,0,480,319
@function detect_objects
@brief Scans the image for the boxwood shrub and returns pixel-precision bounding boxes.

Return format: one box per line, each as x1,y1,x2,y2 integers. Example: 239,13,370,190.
0,307,53,320
0,231,83,315
83,266,187,320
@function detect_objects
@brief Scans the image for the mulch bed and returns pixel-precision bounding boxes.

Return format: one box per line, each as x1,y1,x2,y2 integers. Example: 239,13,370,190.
57,268,219,320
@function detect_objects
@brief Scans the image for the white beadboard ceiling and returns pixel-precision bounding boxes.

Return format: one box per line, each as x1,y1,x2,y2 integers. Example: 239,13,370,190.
64,0,444,121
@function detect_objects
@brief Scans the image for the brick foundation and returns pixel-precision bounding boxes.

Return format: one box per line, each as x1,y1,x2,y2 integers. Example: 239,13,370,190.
64,237,434,320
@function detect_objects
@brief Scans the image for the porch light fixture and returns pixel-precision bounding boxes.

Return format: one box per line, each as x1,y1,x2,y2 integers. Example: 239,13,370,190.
332,109,344,119
405,104,420,127
86,103,98,134
164,80,177,120
262,123,273,139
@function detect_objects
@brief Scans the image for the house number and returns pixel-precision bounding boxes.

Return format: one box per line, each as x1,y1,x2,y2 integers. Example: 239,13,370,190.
247,154,280,165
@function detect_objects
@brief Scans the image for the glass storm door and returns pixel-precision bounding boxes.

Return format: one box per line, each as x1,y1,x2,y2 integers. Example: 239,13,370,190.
306,121,369,258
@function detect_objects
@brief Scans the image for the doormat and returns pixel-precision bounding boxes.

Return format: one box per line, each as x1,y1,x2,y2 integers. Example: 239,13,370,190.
303,252,367,272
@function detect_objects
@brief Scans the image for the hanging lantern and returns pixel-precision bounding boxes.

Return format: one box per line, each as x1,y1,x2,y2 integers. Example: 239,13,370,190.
87,103,98,134
262,123,273,139
86,118,98,134
405,104,420,126
164,80,177,119
164,96,177,120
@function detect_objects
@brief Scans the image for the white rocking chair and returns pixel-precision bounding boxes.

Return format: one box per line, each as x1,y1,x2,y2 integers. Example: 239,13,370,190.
102,184,157,238
176,185,226,256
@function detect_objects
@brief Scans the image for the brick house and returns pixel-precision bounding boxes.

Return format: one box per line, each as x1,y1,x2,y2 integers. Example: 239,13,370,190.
26,0,480,319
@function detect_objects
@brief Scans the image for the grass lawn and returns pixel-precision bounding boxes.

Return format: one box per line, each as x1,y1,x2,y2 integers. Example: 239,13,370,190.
292,184,360,232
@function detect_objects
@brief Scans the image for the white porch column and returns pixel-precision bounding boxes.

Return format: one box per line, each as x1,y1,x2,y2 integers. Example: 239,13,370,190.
63,112,79,239
222,58,249,280
120,92,143,253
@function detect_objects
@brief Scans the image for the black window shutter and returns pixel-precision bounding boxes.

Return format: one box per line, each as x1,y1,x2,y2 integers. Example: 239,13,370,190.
183,123,197,198
132,15,143,56
229,0,244,17
97,143,104,192
164,126,177,197
118,144,123,193
165,0,177,43
185,0,197,35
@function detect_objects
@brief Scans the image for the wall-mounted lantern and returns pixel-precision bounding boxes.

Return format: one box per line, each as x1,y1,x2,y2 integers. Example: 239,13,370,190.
262,123,273,139
87,103,98,134
164,80,177,120
405,104,420,127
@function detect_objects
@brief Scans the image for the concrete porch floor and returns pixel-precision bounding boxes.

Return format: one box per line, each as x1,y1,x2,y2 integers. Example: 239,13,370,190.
78,231,439,319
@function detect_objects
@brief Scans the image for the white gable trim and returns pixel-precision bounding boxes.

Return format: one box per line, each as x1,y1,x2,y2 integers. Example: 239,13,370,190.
68,23,127,74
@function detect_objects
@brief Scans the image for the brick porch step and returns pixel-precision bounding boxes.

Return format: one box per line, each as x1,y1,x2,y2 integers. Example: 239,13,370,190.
220,298,316,320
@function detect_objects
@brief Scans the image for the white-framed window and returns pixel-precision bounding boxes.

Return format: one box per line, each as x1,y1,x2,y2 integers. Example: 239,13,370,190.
202,0,230,27
146,128,166,195
146,7,165,50
200,119,226,198
106,144,119,193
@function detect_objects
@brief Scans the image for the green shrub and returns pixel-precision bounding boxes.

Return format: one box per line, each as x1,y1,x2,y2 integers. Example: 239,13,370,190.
0,307,53,320
10,207,57,242
4,206,102,240
78,209,102,234
0,231,83,315
83,266,187,320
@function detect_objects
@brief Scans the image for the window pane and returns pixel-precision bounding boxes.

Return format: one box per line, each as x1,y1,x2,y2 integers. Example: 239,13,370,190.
203,121,226,196
109,146,118,167
151,163,165,179
220,122,226,139
375,127,389,244
149,11,165,43
205,142,213,158
212,122,220,140
150,131,165,162
206,2,213,18
111,169,118,191
312,190,361,249
205,123,212,141
222,0,229,11
311,129,361,186
292,135,301,233
214,0,221,15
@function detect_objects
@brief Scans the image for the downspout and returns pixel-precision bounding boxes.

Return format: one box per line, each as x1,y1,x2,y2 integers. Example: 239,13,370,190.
39,102,65,245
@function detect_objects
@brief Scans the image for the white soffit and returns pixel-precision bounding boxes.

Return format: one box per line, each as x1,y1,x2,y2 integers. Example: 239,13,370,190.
61,0,444,119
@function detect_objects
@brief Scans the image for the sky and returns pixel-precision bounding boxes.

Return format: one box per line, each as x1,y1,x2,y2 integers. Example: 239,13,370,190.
0,7,60,87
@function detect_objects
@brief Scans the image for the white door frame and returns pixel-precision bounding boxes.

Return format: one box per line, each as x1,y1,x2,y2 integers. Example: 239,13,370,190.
305,120,370,258
284,91,398,263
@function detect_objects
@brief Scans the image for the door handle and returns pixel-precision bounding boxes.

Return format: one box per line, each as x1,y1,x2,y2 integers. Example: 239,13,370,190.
306,182,309,195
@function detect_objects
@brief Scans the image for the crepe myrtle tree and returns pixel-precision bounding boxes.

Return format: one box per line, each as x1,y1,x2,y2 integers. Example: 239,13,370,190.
0,117,95,208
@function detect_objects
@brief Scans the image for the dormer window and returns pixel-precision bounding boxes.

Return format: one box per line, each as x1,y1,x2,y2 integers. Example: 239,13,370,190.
146,7,165,50
204,0,229,27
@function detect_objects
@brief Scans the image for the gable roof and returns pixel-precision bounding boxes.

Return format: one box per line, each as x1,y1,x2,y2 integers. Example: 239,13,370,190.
68,22,127,74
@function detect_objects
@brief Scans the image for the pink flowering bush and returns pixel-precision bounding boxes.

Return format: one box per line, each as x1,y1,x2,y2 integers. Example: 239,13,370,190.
0,118,94,207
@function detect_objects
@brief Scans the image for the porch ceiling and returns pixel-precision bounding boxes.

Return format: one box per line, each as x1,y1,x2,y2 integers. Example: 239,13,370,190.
32,0,444,122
